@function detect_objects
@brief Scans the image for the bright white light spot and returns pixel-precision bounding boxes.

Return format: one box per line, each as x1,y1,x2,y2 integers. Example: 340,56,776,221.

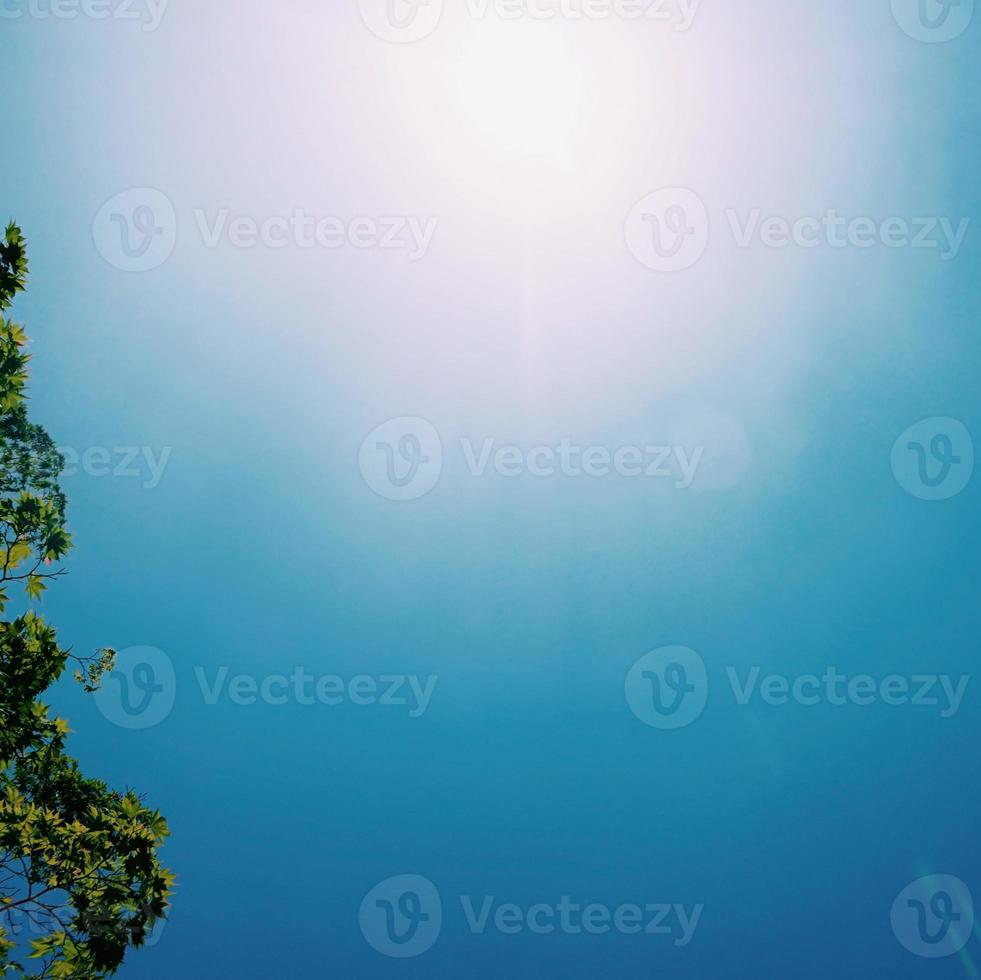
451,23,584,159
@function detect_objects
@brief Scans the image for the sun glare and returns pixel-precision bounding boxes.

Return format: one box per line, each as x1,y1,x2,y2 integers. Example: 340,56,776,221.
451,23,584,160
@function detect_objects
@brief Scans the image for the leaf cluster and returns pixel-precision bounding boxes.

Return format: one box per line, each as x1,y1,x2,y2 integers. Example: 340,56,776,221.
0,224,172,978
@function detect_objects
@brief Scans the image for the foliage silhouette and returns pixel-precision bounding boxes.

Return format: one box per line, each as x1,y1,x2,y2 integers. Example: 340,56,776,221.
0,223,172,978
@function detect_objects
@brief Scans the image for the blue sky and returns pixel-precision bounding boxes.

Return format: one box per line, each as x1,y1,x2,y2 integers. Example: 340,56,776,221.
2,1,981,976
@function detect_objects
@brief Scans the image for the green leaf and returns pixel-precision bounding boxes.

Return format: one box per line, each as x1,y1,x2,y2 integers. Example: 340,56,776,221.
25,574,46,600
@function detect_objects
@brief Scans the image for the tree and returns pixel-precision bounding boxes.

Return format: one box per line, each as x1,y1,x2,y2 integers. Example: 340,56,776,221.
0,223,173,978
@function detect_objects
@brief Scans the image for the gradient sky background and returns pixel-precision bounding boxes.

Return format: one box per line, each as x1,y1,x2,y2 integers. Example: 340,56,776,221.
2,1,981,976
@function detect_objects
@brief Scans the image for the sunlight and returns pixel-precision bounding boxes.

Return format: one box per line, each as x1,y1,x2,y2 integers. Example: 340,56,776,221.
450,22,584,160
